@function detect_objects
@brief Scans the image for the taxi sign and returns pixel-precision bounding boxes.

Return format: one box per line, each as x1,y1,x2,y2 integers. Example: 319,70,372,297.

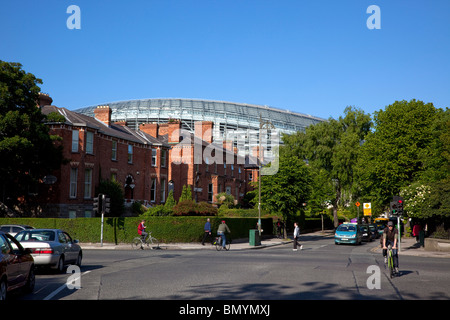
363,203,372,216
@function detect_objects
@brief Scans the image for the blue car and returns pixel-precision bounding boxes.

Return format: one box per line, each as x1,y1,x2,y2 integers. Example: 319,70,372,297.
335,223,362,245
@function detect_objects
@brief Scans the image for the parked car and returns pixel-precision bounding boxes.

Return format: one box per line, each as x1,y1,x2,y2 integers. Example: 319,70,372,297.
334,223,362,245
14,229,82,273
0,231,35,300
359,224,373,242
0,224,34,237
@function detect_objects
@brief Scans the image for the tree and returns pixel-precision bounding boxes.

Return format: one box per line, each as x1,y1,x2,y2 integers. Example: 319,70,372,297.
288,107,372,227
179,184,193,202
0,61,63,215
356,100,439,211
255,150,311,232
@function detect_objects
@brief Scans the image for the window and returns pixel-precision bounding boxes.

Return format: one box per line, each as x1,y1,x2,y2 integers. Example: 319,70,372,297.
208,184,213,202
160,178,166,203
72,130,79,152
226,186,232,195
84,169,92,199
152,148,157,167
70,168,78,198
112,140,117,160
150,178,156,202
161,149,167,168
86,131,94,154
111,172,117,182
128,144,133,163
249,172,253,181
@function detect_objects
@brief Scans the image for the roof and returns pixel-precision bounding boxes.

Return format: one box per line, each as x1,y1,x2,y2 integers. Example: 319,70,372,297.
41,105,170,148
75,98,325,133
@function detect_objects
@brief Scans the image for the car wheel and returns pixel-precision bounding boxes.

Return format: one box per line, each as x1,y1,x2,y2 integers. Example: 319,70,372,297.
0,278,7,301
24,267,35,294
76,253,82,267
56,255,65,273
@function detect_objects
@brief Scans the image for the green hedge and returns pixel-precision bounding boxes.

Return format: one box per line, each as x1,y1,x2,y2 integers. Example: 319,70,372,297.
0,217,273,244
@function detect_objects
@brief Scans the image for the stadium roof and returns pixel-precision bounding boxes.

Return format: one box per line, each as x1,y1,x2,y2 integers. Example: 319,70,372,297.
75,98,325,134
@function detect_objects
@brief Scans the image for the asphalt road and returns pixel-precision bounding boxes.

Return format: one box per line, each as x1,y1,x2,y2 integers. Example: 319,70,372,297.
13,235,450,301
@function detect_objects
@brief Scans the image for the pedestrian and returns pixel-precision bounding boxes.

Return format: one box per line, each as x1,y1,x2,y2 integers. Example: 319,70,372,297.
412,223,422,243
277,219,283,238
293,222,303,251
202,218,212,245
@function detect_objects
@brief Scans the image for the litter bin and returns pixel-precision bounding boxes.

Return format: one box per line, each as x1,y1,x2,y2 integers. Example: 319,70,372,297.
249,229,261,246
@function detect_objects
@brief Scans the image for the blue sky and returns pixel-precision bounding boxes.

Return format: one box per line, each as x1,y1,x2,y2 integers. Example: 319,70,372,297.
1,0,449,120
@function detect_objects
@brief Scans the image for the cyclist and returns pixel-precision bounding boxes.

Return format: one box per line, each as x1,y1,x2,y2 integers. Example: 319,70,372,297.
217,220,231,249
382,221,399,274
138,219,148,240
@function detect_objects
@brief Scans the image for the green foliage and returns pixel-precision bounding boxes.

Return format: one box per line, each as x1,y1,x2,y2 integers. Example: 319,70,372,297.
215,192,235,208
0,61,64,215
172,200,218,216
356,100,443,212
253,152,311,223
97,179,125,217
0,217,273,243
179,184,193,202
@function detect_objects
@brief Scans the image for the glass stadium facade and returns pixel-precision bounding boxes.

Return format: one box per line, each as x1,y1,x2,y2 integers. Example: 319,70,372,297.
75,98,325,154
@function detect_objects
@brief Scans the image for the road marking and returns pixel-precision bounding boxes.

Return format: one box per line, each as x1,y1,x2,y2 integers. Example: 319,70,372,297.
43,270,91,300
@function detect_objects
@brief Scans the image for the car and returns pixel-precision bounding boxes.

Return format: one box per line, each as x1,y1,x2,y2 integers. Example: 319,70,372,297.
14,229,82,273
359,224,373,242
0,231,35,300
335,223,362,245
368,224,379,239
0,224,35,237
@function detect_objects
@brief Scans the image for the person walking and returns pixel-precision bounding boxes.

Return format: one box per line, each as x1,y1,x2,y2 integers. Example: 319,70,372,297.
293,222,303,251
202,218,212,245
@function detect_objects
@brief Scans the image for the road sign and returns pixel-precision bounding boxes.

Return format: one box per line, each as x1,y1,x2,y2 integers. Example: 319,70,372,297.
355,202,360,207
363,203,372,216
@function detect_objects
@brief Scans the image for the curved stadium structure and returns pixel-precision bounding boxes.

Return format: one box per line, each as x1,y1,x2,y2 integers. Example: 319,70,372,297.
75,98,325,151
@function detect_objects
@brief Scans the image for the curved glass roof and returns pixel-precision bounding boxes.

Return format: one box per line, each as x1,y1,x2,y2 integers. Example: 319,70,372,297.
75,98,325,135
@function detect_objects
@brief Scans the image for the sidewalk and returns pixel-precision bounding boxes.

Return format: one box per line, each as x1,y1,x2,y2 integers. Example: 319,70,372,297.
79,230,330,251
80,230,450,258
370,236,450,258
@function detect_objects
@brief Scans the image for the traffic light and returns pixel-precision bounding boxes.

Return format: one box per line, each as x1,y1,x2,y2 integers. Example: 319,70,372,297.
103,196,111,214
93,195,100,214
391,196,404,215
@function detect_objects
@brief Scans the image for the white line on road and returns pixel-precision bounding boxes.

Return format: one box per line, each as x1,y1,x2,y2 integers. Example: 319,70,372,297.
43,271,91,300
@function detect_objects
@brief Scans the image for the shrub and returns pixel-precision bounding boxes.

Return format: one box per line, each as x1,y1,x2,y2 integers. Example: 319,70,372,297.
173,200,198,216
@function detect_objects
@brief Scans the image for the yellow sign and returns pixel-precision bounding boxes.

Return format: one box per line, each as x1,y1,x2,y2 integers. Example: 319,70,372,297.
363,203,372,216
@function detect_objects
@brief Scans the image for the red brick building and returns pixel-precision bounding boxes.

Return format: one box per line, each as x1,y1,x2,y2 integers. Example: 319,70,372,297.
37,94,258,217
40,98,170,218
140,121,250,205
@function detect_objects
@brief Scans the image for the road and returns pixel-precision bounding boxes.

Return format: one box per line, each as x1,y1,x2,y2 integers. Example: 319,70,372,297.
14,234,450,300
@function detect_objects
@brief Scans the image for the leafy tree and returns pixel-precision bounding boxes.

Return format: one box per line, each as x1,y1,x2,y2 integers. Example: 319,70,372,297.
0,61,63,215
356,100,439,211
288,107,371,227
254,150,312,233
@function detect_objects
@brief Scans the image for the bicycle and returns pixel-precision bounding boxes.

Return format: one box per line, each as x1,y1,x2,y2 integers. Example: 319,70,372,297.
214,234,231,251
386,244,397,278
132,232,160,250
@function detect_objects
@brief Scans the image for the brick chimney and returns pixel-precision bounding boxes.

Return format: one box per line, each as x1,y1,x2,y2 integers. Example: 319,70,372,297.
167,120,181,144
139,123,159,138
194,121,214,144
94,106,112,126
37,92,53,107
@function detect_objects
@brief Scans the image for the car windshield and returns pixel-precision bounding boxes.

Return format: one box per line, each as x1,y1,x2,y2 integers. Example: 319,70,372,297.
337,225,356,232
15,230,55,242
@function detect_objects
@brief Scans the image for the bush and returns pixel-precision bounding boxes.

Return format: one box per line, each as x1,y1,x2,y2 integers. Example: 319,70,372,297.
172,200,218,216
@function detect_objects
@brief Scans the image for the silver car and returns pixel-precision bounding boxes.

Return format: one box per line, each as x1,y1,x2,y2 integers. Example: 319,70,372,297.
14,229,82,273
